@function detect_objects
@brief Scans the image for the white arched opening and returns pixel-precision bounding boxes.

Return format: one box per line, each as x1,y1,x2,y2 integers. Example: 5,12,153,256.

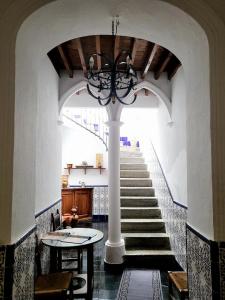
59,79,172,120
7,0,213,246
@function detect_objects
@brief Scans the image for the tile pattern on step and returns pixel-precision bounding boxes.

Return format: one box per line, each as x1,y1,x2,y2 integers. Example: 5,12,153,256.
144,143,187,270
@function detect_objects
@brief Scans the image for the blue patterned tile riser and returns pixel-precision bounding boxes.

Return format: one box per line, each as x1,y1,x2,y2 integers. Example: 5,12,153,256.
12,233,35,300
93,187,108,215
219,246,225,299
0,247,6,298
144,143,187,270
35,201,61,274
187,227,212,299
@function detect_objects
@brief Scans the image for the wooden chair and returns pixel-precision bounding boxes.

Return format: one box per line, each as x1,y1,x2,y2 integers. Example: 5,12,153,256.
168,271,188,300
51,209,64,231
34,236,73,300
51,209,82,273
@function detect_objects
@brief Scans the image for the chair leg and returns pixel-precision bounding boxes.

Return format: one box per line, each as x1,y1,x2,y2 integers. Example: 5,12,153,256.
78,249,82,273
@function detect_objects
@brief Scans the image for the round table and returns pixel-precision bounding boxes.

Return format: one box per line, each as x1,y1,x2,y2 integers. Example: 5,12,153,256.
41,228,104,299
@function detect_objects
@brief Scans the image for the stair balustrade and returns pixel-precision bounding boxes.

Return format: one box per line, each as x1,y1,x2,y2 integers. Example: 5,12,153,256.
62,108,109,151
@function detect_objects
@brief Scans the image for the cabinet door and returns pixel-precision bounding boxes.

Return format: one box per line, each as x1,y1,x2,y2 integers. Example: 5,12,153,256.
74,189,92,219
62,190,74,215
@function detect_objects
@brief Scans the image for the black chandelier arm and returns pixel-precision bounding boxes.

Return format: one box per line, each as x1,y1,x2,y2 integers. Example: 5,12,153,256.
87,48,138,106
116,93,137,105
88,70,111,80
114,78,137,99
98,97,112,106
114,80,137,90
87,84,113,101
88,80,111,91
87,84,114,106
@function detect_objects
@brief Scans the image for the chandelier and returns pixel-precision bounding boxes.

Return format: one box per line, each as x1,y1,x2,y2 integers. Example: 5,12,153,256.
87,17,138,106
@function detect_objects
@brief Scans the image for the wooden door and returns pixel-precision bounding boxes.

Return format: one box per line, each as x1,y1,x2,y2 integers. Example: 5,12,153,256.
62,190,74,215
74,189,92,219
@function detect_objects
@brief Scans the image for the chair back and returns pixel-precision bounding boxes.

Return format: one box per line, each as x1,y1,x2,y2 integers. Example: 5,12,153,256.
35,235,42,276
51,209,61,231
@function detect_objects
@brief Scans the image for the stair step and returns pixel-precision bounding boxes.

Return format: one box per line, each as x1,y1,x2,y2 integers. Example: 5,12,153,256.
120,157,145,163
120,196,158,207
122,233,170,249
120,187,155,196
120,163,147,170
121,219,165,232
124,249,173,256
121,207,161,218
120,151,143,158
122,232,169,238
120,170,150,178
120,178,152,187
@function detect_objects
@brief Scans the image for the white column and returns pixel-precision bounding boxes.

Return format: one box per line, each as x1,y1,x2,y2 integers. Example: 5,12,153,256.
104,120,125,264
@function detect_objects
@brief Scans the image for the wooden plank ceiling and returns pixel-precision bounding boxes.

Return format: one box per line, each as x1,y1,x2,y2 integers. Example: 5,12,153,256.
48,35,181,80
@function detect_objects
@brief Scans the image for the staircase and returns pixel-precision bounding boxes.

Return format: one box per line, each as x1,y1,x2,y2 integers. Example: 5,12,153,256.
120,148,175,269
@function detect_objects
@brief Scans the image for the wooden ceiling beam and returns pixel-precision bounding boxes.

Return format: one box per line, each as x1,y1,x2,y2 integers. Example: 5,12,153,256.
168,61,181,80
76,38,87,76
57,45,73,78
95,35,101,70
114,36,120,60
154,52,173,80
141,44,159,79
131,38,138,64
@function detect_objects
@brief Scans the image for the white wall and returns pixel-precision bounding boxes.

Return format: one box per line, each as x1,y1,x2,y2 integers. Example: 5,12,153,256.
35,55,61,214
62,124,108,186
12,49,61,242
121,108,155,145
150,67,187,206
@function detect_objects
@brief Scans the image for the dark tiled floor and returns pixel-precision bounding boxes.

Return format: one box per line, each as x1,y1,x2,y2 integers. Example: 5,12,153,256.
76,221,169,299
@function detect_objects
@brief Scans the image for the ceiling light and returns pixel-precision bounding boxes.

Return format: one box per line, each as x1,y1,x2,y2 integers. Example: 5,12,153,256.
86,17,138,106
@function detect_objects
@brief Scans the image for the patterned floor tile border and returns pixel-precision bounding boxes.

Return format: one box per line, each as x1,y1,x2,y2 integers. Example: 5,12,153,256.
116,269,162,300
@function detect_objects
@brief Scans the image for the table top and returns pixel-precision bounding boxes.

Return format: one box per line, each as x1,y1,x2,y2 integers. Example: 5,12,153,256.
41,228,104,249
